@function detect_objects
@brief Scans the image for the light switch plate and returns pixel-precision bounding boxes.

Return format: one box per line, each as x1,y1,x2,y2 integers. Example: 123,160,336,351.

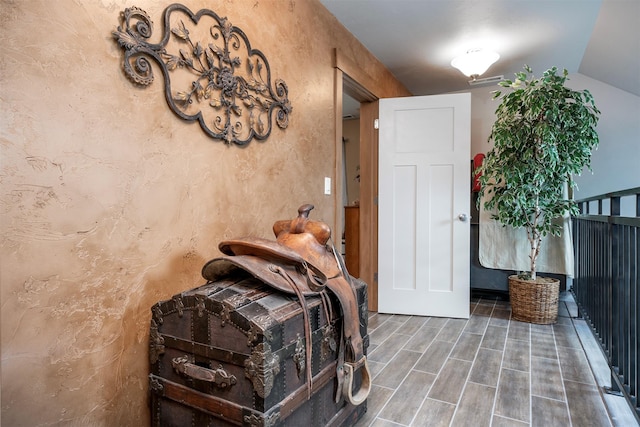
324,177,331,195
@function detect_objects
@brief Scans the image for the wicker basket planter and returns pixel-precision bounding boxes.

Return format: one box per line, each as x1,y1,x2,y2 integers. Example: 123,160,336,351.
508,275,560,324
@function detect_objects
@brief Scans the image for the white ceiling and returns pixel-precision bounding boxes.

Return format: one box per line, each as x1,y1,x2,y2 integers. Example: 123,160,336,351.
321,0,640,113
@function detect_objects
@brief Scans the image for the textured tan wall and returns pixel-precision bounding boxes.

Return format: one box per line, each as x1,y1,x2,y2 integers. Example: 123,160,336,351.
0,0,408,425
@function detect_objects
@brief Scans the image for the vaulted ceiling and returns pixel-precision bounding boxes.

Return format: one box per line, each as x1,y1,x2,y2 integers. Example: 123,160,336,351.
320,0,640,99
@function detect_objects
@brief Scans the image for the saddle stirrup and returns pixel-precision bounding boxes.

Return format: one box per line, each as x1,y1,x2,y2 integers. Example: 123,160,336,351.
342,357,371,406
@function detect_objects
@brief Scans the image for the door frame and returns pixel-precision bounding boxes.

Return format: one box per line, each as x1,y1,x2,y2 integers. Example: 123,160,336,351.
333,49,379,310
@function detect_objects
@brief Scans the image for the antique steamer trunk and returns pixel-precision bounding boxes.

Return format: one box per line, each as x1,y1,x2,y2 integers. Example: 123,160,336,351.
149,271,369,426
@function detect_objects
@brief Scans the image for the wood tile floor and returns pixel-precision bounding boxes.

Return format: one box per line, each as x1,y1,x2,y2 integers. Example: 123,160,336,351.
355,292,637,427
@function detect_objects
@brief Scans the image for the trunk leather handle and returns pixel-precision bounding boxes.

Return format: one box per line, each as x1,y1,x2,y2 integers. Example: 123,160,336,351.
172,355,237,389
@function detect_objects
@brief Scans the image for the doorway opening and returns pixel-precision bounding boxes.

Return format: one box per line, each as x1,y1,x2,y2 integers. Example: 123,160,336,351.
341,93,361,278
334,53,379,310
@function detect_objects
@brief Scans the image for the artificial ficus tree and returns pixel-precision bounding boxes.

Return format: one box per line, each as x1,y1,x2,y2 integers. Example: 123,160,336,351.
478,65,600,280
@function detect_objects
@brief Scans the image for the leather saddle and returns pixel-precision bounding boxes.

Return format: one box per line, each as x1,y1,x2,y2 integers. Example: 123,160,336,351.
202,204,371,406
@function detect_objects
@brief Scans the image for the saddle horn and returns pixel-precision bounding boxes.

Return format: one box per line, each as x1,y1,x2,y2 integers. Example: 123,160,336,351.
273,204,331,246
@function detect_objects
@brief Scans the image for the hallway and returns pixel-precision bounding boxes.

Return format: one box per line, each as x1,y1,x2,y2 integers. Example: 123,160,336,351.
355,293,638,427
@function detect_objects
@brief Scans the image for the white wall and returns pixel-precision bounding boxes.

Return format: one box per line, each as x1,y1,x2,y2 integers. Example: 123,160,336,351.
567,74,640,199
467,84,500,159
465,73,640,200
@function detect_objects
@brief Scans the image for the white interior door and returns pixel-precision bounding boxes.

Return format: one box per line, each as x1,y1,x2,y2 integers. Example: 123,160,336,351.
378,93,470,318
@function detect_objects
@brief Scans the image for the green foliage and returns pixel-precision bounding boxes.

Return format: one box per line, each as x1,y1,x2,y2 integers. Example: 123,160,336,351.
478,65,600,279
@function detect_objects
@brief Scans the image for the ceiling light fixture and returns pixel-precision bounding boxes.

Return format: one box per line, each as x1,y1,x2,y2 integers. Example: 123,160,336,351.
451,48,500,81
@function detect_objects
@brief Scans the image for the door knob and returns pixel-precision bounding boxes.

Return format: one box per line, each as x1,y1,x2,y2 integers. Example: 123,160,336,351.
458,213,470,222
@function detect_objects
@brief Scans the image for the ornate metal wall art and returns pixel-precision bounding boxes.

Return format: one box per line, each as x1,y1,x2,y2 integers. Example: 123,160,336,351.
112,4,292,146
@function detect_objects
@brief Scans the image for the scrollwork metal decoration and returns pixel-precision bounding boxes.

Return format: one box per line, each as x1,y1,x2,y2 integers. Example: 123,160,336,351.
112,4,292,146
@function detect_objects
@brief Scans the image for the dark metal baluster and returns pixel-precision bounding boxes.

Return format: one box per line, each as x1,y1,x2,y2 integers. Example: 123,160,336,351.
573,189,640,419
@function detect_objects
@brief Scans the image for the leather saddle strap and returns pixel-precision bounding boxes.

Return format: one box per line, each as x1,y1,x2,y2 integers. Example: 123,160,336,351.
325,276,363,363
271,265,313,399
330,277,371,405
325,242,371,405
327,241,364,362
319,290,334,324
